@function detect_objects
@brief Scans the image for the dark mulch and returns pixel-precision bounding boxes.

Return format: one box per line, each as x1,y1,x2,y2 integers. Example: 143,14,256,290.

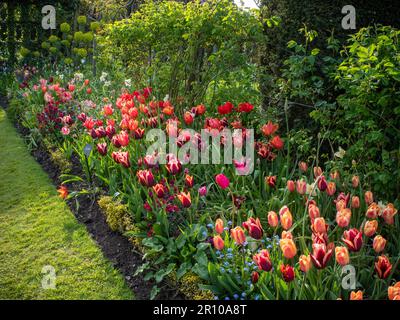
0,95,183,300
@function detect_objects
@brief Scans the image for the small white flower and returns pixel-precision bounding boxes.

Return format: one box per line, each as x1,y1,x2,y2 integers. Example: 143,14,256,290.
104,81,111,87
124,79,131,87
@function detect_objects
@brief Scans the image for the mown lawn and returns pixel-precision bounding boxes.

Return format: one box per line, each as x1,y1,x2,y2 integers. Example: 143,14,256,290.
0,108,133,299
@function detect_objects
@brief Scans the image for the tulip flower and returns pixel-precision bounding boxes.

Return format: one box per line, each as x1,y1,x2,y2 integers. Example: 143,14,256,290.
253,250,272,272
336,208,351,228
215,173,230,189
185,174,194,188
312,217,328,234
317,175,328,192
166,158,182,175
111,151,130,168
177,192,191,208
280,238,297,259
103,104,114,116
280,264,295,282
215,218,224,234
342,228,363,252
375,255,392,279
335,246,350,266
373,235,386,253
268,211,279,227
198,186,207,197
308,204,320,222
243,217,263,240
280,211,293,230
96,142,108,156
213,235,224,250
313,166,323,178
310,243,334,269
364,191,373,205
57,185,68,199
382,203,397,225
366,202,380,219
287,180,295,192
266,175,276,188
363,220,378,237
326,181,336,196
299,255,312,273
388,282,400,300
231,226,246,245
351,196,360,209
270,135,284,150
183,111,194,125
296,179,307,195
251,271,259,284
261,121,279,136
350,291,363,300
351,175,359,188
152,183,165,198
330,170,340,180
298,161,308,172
281,231,293,239
136,169,155,187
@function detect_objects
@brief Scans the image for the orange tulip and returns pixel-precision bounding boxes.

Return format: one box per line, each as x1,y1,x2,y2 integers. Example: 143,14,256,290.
280,238,297,259
299,255,312,273
335,246,350,266
350,291,363,300
363,220,378,237
375,255,392,279
230,226,246,245
213,235,224,250
215,218,224,234
330,170,340,180
351,175,359,188
261,121,279,136
382,203,397,225
364,191,373,205
373,235,386,253
280,211,293,230
336,199,347,211
388,282,400,300
326,181,336,196
57,185,68,199
312,217,327,234
351,196,360,209
366,202,380,219
281,231,293,240
308,204,320,222
336,208,352,228
267,211,279,227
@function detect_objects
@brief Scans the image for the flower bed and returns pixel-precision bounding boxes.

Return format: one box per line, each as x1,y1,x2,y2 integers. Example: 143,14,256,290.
8,66,400,300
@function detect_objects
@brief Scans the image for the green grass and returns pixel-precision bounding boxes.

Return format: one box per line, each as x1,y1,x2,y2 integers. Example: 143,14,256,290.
0,109,134,299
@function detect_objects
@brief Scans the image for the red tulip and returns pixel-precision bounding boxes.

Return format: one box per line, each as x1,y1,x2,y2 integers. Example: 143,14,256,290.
183,111,194,125
375,255,392,279
185,174,194,188
177,192,191,208
166,159,182,175
261,121,279,136
287,180,295,192
243,217,263,240
310,243,334,269
238,102,254,113
111,151,130,168
103,104,114,116
253,250,272,272
280,264,295,282
317,175,328,191
215,173,230,189
136,169,155,187
152,183,165,198
251,271,259,283
342,228,363,252
57,185,68,199
96,142,107,156
218,101,234,115
270,135,284,150
230,226,246,245
266,175,276,188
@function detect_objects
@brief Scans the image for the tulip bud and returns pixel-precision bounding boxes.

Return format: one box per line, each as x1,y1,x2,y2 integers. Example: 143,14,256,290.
213,235,224,250
350,291,363,300
364,191,373,205
312,217,327,234
351,196,360,209
351,175,359,188
373,235,386,253
313,166,323,178
366,202,380,219
251,271,259,284
308,204,320,222
326,181,336,196
335,246,350,266
267,211,279,227
287,180,295,192
230,226,246,245
330,170,340,180
375,255,392,279
253,250,272,272
336,208,352,228
281,231,293,240
177,192,191,208
382,203,397,225
317,175,328,191
243,217,263,240
215,218,224,234
296,179,307,195
299,255,312,273
299,161,308,172
363,220,378,237
280,264,295,282
280,238,297,259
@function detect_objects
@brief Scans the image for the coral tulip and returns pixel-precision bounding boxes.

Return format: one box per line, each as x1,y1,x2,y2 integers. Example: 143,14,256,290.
388,282,400,300
375,255,392,279
350,291,363,300
296,179,307,195
177,192,191,208
267,211,279,227
253,250,272,272
298,161,308,172
280,211,293,230
313,166,323,178
231,226,246,245
308,204,320,222
312,217,328,234
213,235,224,250
326,181,336,196
382,203,397,225
363,220,378,237
342,228,363,252
261,121,279,136
243,217,263,240
373,235,386,253
299,255,312,273
270,135,284,150
366,202,380,219
351,196,360,209
336,208,351,228
287,180,295,192
351,175,359,188
364,191,373,205
335,246,350,266
215,218,224,234
280,238,297,259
